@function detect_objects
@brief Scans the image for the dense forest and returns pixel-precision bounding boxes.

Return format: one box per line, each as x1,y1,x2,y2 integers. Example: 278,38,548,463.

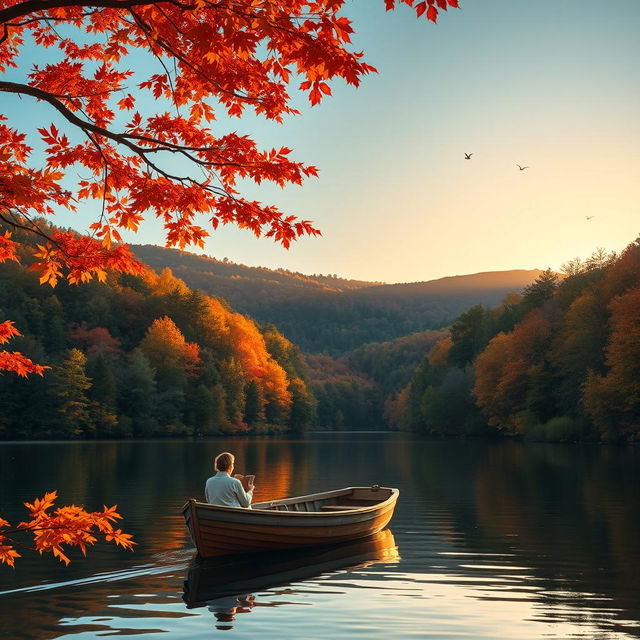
0,226,316,439
304,330,445,430
133,245,542,354
3,220,638,442
385,241,640,442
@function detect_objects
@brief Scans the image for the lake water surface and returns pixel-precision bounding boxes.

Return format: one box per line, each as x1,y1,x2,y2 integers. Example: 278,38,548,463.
1,433,639,639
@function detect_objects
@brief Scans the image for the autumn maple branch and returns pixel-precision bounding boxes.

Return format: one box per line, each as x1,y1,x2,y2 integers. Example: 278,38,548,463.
1,81,269,168
126,7,260,105
0,492,135,567
0,0,196,25
0,80,253,188
0,209,63,248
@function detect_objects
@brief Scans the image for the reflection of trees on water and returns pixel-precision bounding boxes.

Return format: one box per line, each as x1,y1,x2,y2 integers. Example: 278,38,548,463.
1,435,638,638
402,438,640,637
0,438,301,562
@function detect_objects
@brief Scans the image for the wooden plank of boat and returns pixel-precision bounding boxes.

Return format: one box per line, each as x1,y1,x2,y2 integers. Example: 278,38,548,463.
182,485,399,558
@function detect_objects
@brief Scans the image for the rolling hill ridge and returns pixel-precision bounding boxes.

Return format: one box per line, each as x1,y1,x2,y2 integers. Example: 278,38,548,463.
133,245,543,354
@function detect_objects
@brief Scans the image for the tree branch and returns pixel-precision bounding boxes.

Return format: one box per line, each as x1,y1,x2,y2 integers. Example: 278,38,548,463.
0,0,195,25
0,80,252,181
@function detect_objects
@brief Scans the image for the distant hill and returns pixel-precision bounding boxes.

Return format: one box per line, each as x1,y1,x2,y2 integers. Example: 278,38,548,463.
352,270,548,298
132,245,380,293
132,245,543,354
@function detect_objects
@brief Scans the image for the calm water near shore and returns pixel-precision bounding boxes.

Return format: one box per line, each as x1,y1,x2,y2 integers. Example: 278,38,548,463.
1,433,639,639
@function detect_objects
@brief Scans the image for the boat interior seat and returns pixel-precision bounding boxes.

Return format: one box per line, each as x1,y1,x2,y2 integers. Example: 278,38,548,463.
319,505,362,511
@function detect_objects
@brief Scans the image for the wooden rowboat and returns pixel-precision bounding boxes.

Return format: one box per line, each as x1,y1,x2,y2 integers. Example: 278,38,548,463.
182,485,399,558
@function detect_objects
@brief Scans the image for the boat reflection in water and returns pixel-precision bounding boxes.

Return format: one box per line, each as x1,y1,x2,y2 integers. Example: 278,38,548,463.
183,528,399,630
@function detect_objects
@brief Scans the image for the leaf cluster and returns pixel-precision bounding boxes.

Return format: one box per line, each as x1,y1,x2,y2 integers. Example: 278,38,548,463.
0,490,134,568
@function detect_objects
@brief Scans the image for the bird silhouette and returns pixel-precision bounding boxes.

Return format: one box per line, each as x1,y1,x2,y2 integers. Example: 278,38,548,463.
464,153,473,160
586,216,595,220
516,164,529,171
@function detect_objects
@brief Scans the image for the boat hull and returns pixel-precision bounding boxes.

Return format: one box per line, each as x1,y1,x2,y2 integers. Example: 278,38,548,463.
182,486,399,558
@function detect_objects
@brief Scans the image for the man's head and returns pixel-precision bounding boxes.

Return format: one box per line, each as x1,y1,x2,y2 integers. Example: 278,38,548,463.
214,451,235,473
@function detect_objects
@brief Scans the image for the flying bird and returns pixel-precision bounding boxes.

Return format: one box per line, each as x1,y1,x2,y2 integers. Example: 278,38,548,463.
464,153,473,160
517,164,529,171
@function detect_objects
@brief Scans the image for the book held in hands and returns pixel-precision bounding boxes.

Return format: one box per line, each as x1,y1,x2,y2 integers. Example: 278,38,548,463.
234,474,255,492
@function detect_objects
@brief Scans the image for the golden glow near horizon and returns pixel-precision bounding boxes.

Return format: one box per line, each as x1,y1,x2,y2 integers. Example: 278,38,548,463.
190,2,639,283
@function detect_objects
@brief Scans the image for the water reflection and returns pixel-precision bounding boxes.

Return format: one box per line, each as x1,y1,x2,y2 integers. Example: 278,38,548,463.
0,435,639,639
183,529,399,630
400,439,640,637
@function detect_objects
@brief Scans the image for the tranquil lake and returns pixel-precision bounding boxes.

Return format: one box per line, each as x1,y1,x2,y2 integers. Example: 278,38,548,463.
1,434,639,639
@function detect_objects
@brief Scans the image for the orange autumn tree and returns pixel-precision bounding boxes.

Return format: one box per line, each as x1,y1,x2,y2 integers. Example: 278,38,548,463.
584,288,640,440
139,315,200,374
473,309,555,434
0,318,49,376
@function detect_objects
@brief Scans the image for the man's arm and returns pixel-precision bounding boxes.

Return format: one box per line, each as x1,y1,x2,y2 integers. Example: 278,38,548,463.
233,478,253,508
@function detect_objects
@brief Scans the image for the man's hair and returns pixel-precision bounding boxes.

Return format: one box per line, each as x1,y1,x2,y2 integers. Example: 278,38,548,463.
214,452,235,472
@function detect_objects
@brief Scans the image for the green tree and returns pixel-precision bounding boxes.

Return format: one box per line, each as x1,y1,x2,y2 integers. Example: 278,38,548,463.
42,295,66,354
52,349,93,437
87,354,118,437
210,384,232,434
244,380,265,426
448,305,493,367
288,377,316,431
263,326,308,381
419,368,486,436
187,384,215,435
522,269,559,310
118,350,157,436
219,358,245,425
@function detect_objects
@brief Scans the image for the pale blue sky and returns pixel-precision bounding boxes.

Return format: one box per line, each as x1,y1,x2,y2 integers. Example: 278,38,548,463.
5,0,639,282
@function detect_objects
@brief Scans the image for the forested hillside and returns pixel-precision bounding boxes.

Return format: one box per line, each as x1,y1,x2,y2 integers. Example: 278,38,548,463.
133,245,542,353
387,241,640,442
306,330,445,430
0,228,315,439
6,223,635,441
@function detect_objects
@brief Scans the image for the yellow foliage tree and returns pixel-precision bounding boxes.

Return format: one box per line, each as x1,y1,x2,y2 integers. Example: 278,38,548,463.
139,316,200,374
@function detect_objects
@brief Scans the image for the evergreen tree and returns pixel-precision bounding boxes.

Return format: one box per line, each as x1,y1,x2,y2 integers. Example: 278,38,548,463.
87,354,118,437
522,269,559,310
244,380,265,426
52,349,94,437
42,295,66,354
448,305,493,367
210,384,231,433
187,384,216,435
219,358,245,425
288,378,315,431
118,350,157,436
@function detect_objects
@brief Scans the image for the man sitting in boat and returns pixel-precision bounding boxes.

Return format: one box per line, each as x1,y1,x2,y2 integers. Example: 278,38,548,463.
205,452,254,508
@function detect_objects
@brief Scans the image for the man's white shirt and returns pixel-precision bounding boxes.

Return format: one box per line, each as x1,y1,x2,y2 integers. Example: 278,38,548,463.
205,471,253,507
